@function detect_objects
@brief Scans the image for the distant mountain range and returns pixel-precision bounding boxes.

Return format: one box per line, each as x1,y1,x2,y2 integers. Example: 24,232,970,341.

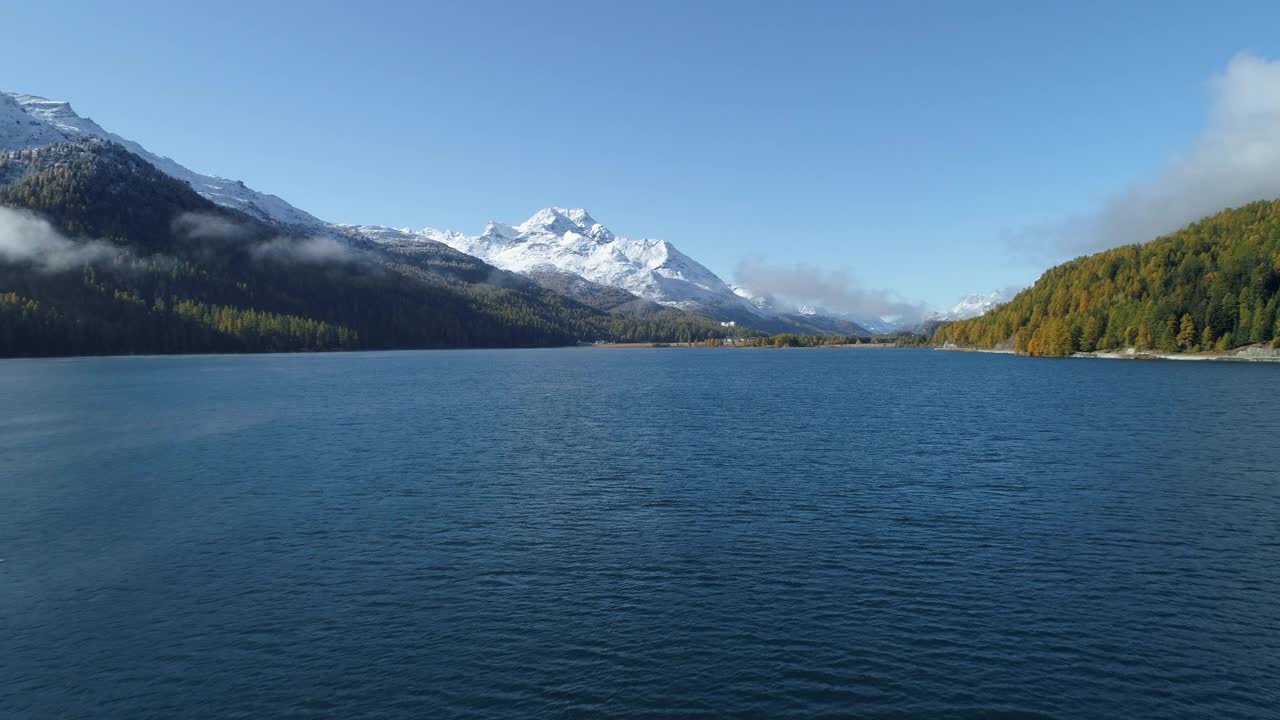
727,284,894,334
2,91,912,337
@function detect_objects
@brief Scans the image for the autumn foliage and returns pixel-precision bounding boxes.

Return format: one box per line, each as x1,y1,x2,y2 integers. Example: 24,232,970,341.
935,200,1280,356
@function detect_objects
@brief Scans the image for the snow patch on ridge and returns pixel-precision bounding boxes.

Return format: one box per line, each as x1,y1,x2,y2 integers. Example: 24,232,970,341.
1,91,323,229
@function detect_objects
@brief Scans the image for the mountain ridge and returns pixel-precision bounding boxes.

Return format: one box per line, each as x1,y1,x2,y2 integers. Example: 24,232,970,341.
2,92,323,228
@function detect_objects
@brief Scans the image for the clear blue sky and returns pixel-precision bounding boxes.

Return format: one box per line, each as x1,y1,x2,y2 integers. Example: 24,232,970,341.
6,1,1280,309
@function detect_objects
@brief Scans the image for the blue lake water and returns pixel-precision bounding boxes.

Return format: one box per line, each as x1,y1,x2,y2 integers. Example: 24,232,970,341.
2,348,1278,719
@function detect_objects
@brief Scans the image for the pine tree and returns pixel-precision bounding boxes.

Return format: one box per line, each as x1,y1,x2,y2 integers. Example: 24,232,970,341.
1176,313,1197,350
1136,324,1153,350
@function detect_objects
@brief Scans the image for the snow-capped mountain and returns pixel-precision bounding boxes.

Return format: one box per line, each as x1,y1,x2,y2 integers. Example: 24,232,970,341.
930,288,1019,322
1,92,322,228
357,208,751,312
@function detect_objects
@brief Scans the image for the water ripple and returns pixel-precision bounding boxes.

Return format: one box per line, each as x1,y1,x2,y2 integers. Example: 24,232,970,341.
2,349,1279,719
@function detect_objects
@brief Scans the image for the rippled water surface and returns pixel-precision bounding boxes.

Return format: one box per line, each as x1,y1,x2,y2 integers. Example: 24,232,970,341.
3,348,1279,719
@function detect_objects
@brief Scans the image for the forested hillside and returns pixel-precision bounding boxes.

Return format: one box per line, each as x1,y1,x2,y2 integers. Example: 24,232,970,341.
0,140,728,357
934,199,1280,356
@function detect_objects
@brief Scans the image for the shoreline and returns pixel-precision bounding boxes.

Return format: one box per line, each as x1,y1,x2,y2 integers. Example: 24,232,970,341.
0,346,588,362
584,342,908,350
937,343,1280,363
5,343,1278,362
933,346,1016,355
1076,347,1280,363
0,343,912,361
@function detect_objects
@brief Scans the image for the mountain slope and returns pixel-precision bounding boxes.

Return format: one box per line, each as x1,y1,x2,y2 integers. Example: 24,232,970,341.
520,268,654,312
934,199,1280,356
0,140,728,357
2,92,322,228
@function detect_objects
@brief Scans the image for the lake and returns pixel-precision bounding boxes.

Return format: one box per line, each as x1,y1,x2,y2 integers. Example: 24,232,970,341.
3,348,1278,719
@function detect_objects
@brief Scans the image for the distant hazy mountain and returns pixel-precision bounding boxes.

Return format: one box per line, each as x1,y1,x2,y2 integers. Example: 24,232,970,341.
730,285,882,335
930,288,1019,322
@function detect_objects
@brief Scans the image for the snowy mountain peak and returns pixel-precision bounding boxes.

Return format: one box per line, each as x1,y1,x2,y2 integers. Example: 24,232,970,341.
1,90,323,229
358,209,746,312
516,207,612,240
481,221,517,238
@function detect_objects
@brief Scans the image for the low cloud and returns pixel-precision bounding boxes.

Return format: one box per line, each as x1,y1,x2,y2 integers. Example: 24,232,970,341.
0,207,364,275
1017,53,1280,258
172,211,249,241
175,211,363,267
0,207,125,272
735,258,926,322
250,235,358,264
